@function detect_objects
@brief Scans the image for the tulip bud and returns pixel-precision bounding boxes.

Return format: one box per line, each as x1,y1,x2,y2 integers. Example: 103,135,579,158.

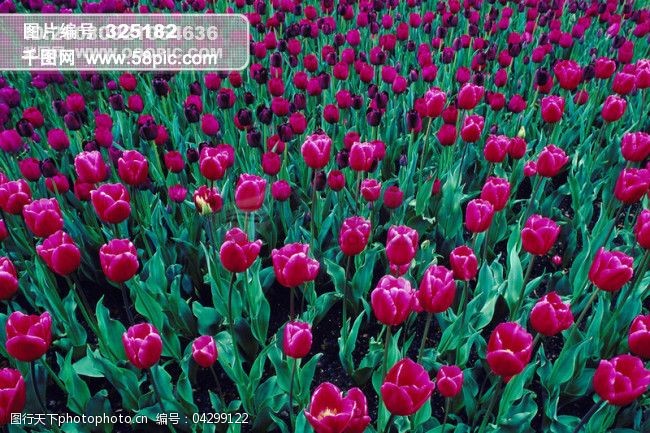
588,248,633,292
486,322,533,380
480,177,511,211
0,368,26,425
381,359,435,415
271,243,319,288
530,292,574,336
5,311,52,362
99,238,139,283
0,257,18,300
91,183,131,224
283,321,312,358
521,214,560,256
192,335,218,368
219,228,262,273
339,216,371,256
36,230,81,276
122,323,163,369
593,355,650,406
417,265,456,313
465,199,494,233
371,275,414,326
385,225,418,275
436,365,464,398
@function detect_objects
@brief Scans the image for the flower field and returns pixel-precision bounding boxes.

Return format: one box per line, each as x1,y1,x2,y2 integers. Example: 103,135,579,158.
0,0,649,432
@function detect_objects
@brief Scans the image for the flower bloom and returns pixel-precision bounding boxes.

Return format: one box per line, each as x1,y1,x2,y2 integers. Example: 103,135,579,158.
521,215,560,256
283,321,312,359
360,179,381,202
348,141,376,172
536,145,568,177
271,243,320,288
74,151,107,183
588,248,633,292
301,132,332,169
191,335,218,368
36,230,81,276
593,355,650,406
634,209,650,249
5,311,52,362
193,186,223,214
614,168,650,204
122,323,163,369
0,179,32,215
540,95,565,123
118,150,149,186
22,198,63,237
235,174,267,212
480,177,511,211
0,257,18,300
449,246,478,281
199,146,233,181
0,368,26,425
465,199,494,233
601,95,627,122
304,382,371,433
417,265,456,313
529,292,574,336
436,365,464,398
381,358,435,416
385,225,418,275
628,315,650,359
99,238,139,283
620,132,650,162
219,228,261,273
371,275,414,326
339,216,371,256
483,135,510,163
486,322,533,380
91,183,131,224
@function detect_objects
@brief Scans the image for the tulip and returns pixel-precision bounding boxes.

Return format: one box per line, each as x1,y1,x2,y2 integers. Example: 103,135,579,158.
18,158,40,181
99,239,139,283
529,292,574,336
271,180,291,201
122,323,163,369
74,151,107,183
283,321,312,359
460,114,484,142
327,170,345,191
620,132,650,162
0,368,26,425
614,168,650,204
449,246,478,281
383,186,404,209
436,365,464,398
164,151,185,173
5,311,52,362
199,146,232,181
193,185,223,214
36,230,81,276
540,95,564,123
118,150,149,186
235,174,266,212
0,179,32,215
22,198,63,238
360,179,381,202
304,382,371,433
486,322,533,380
385,225,418,275
219,228,261,273
601,95,627,122
634,209,650,248
381,358,435,416
480,177,511,211
0,130,23,152
465,199,494,233
588,248,633,292
349,141,375,172
483,135,510,163
521,215,560,256
593,355,650,406
0,220,6,242
91,183,131,224
417,265,456,313
371,275,414,326
553,59,583,90
301,132,332,169
536,145,569,177
339,217,371,256
422,87,446,117
191,335,218,368
0,257,18,300
627,315,650,359
271,243,319,288
457,83,484,110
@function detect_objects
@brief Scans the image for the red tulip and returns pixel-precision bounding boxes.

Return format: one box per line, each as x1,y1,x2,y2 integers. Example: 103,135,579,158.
271,243,319,288
465,199,494,233
201,114,220,136
118,150,149,186
168,185,187,203
301,132,332,169
349,141,375,172
480,177,511,211
360,179,381,202
74,151,107,183
22,198,63,237
601,95,627,122
460,114,484,143
0,368,26,425
634,209,650,248
620,132,650,162
219,228,261,273
593,355,650,406
614,168,650,204
36,230,81,276
486,322,533,380
5,311,52,362
381,358,435,416
46,174,70,195
521,214,560,256
417,265,456,313
436,365,464,398
0,220,6,242
271,180,291,201
91,183,131,224
540,95,565,123
371,275,414,326
199,146,232,181
261,152,281,176
235,174,267,212
553,59,583,90
449,246,478,281
193,185,223,214
0,179,32,214
594,57,616,79
327,170,345,191
0,257,18,300
588,248,633,292
122,323,163,369
457,83,484,110
421,87,446,117
99,238,139,283
164,151,185,173
304,382,371,433
191,335,218,368
385,225,418,275
628,315,650,359
536,145,569,177
529,292,574,336
437,124,457,146
383,186,403,209
483,135,510,163
339,216,371,256
18,158,40,181
283,321,312,359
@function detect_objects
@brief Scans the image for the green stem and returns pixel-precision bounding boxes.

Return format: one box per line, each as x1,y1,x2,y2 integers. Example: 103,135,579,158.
227,273,240,366
442,398,451,433
572,289,600,336
477,381,503,433
290,287,295,321
148,368,177,433
511,255,536,320
121,284,134,325
40,358,65,391
572,399,606,433
382,413,396,433
209,366,225,405
288,357,298,430
382,325,392,379
417,312,433,364
342,255,352,328
523,176,543,221
31,362,47,411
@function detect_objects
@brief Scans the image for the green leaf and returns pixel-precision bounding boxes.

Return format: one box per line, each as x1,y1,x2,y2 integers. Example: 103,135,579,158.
58,351,91,414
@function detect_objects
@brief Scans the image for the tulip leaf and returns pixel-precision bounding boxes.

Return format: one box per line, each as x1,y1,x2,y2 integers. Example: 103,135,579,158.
338,312,364,375
58,351,91,414
95,296,127,360
87,350,140,410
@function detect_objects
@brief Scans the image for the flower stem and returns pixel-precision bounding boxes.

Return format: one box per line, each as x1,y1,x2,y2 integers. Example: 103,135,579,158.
40,358,65,392
121,284,134,325
288,357,298,430
511,255,536,320
477,380,502,433
572,399,606,433
382,413,396,433
209,366,225,404
31,362,47,411
523,176,543,220
382,325,392,379
342,255,352,328
417,312,433,364
573,288,599,336
289,287,295,321
442,397,451,433
147,368,177,433
227,273,240,366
